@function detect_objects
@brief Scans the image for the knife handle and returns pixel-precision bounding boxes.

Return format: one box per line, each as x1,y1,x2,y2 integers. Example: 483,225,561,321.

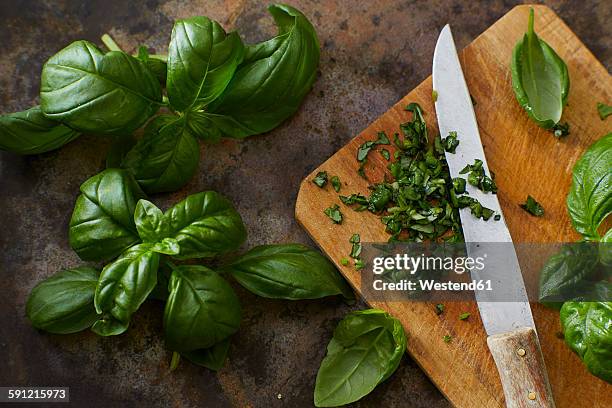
487,327,555,408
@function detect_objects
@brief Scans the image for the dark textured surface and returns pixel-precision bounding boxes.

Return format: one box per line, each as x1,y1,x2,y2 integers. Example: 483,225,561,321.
0,1,609,407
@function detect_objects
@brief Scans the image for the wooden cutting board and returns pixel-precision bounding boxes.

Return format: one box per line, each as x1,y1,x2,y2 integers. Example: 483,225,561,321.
296,5,611,408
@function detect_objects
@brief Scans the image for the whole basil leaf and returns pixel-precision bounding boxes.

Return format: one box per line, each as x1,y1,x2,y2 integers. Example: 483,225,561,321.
120,115,200,194
26,266,99,334
567,133,612,240
314,309,406,407
226,244,353,300
163,265,241,352
40,40,162,134
202,4,320,139
560,301,612,383
538,243,599,307
92,244,160,336
167,16,244,111
164,191,247,259
134,199,170,242
0,106,80,155
151,238,180,256
69,169,146,261
511,9,569,129
182,338,231,371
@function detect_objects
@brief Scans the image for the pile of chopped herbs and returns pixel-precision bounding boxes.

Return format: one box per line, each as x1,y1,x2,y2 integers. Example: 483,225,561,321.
339,102,498,243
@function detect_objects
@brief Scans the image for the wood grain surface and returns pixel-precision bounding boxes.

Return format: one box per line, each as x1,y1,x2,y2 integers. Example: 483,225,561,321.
296,5,612,407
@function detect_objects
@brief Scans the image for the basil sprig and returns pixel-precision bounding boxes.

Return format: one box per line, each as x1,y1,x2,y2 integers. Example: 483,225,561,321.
511,8,569,130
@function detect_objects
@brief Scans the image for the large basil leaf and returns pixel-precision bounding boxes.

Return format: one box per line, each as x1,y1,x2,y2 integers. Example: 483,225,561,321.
69,169,146,261
0,106,80,155
511,9,569,129
182,338,231,371
314,309,406,407
538,243,599,307
163,265,241,352
120,115,200,194
92,244,160,336
226,244,353,300
167,16,244,111
26,266,99,334
40,40,162,134
164,191,247,259
560,301,612,383
567,133,612,240
203,4,320,138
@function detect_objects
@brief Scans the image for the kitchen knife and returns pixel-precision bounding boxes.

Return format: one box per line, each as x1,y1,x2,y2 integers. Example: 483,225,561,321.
432,25,555,408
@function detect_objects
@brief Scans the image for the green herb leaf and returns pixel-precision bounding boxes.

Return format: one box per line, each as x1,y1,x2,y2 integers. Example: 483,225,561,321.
314,309,406,407
597,102,612,120
134,199,170,242
442,131,459,153
511,8,569,129
349,233,362,259
40,40,162,134
567,133,612,240
443,335,452,343
226,244,353,300
136,46,167,85
331,175,341,192
313,171,328,187
0,106,80,155
435,303,445,315
520,195,545,216
26,267,99,334
167,16,244,111
164,265,241,352
324,204,343,224
459,312,470,321
69,169,146,261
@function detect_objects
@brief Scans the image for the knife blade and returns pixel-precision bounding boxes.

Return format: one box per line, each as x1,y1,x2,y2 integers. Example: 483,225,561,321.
432,25,555,408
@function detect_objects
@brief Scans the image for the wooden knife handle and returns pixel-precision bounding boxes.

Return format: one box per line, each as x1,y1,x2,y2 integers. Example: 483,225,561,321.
487,327,555,408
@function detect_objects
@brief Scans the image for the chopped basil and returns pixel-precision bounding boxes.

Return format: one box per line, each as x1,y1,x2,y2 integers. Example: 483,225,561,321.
356,132,390,163
349,234,361,259
313,171,328,187
324,204,343,224
443,335,452,343
597,102,612,120
442,131,459,153
331,175,341,192
340,193,368,206
520,195,544,216
432,89,438,102
340,258,349,266
459,312,470,321
354,259,365,270
380,149,391,161
552,122,570,138
460,159,497,193
435,303,445,315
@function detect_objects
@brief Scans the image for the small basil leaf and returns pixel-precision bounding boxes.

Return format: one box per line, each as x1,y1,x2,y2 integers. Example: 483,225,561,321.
164,191,247,259
26,266,99,334
69,169,146,261
538,243,599,307
151,237,180,255
314,309,406,407
186,111,222,143
182,338,231,371
567,133,612,240
92,244,160,336
163,265,241,352
136,46,167,85
204,4,320,138
560,301,612,383
134,199,169,242
511,9,569,129
167,16,244,111
121,115,200,194
226,244,354,300
0,106,80,155
40,40,163,134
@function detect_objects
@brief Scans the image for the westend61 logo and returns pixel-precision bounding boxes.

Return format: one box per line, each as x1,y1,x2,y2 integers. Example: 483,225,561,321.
372,253,486,275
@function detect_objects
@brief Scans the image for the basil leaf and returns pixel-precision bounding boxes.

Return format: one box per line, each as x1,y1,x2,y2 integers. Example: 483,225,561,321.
120,115,200,194
511,9,569,129
314,309,406,407
69,169,146,261
538,243,599,307
92,244,160,336
26,266,99,334
567,133,612,240
40,40,162,134
520,195,544,216
0,106,80,155
164,265,241,352
182,338,231,371
164,191,247,259
105,135,136,168
203,4,320,138
148,263,172,302
226,244,354,300
186,111,222,143
134,199,170,242
151,238,181,256
136,46,167,85
560,301,612,383
598,102,612,120
167,16,244,111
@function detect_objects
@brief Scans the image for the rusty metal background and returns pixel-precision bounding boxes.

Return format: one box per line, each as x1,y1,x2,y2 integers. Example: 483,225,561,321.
0,1,609,407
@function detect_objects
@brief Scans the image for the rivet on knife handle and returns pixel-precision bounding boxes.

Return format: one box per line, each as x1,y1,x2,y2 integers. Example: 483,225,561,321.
487,327,555,408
